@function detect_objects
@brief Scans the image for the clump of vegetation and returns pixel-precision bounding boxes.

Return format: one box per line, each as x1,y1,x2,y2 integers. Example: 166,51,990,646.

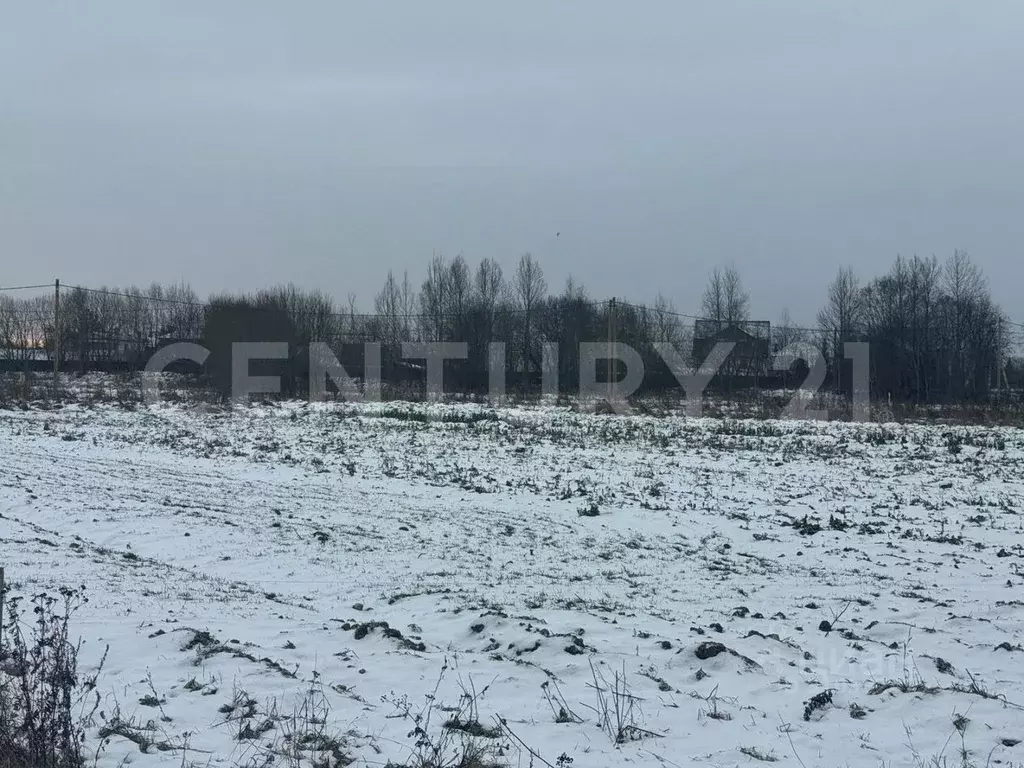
868,678,940,696
382,659,511,768
585,660,662,743
694,685,733,722
0,587,105,768
802,689,834,721
340,620,426,652
179,628,298,678
739,746,778,762
541,681,583,724
791,515,823,536
218,675,353,767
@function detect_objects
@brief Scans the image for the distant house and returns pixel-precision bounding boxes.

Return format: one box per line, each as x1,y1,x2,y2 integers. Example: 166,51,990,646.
693,320,771,376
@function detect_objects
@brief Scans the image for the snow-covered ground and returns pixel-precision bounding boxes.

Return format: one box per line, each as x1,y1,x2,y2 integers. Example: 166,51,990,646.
2,400,1023,767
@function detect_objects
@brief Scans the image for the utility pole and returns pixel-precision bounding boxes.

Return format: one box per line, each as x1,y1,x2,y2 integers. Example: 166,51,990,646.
833,327,840,395
996,316,1007,395
608,297,616,403
53,279,60,395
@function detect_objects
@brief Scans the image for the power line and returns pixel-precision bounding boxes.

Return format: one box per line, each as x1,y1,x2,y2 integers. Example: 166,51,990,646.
0,283,54,292
65,284,202,307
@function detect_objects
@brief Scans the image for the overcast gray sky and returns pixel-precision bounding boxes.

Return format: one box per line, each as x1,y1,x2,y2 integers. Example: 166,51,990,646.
2,1,1022,323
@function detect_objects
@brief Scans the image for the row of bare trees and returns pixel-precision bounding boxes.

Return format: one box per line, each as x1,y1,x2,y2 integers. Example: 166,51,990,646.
816,251,1010,401
0,284,203,370
0,295,51,362
367,254,694,391
368,252,1016,399
1,250,1017,401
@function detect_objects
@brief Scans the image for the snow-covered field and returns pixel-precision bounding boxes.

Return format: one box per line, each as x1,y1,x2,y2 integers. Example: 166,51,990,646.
2,400,1024,767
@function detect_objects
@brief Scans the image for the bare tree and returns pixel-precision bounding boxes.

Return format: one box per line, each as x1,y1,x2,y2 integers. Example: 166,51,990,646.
515,253,547,313
773,308,806,352
399,271,417,341
702,265,749,327
446,255,472,338
701,268,725,326
419,254,450,341
474,258,505,313
374,271,403,346
816,266,863,388
345,292,362,340
651,293,685,347
944,249,986,304
472,257,506,355
943,249,986,397
722,266,750,325
0,296,34,362
817,266,862,341
515,253,547,372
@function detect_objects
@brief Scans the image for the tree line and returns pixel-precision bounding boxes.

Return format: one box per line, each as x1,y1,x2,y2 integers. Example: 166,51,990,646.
0,250,1019,402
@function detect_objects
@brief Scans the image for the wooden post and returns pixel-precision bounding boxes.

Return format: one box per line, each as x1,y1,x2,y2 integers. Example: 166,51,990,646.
612,298,617,403
607,298,613,401
53,279,61,395
608,297,617,403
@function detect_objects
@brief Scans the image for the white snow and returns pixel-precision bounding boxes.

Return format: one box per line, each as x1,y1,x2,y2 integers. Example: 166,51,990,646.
2,400,1023,767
